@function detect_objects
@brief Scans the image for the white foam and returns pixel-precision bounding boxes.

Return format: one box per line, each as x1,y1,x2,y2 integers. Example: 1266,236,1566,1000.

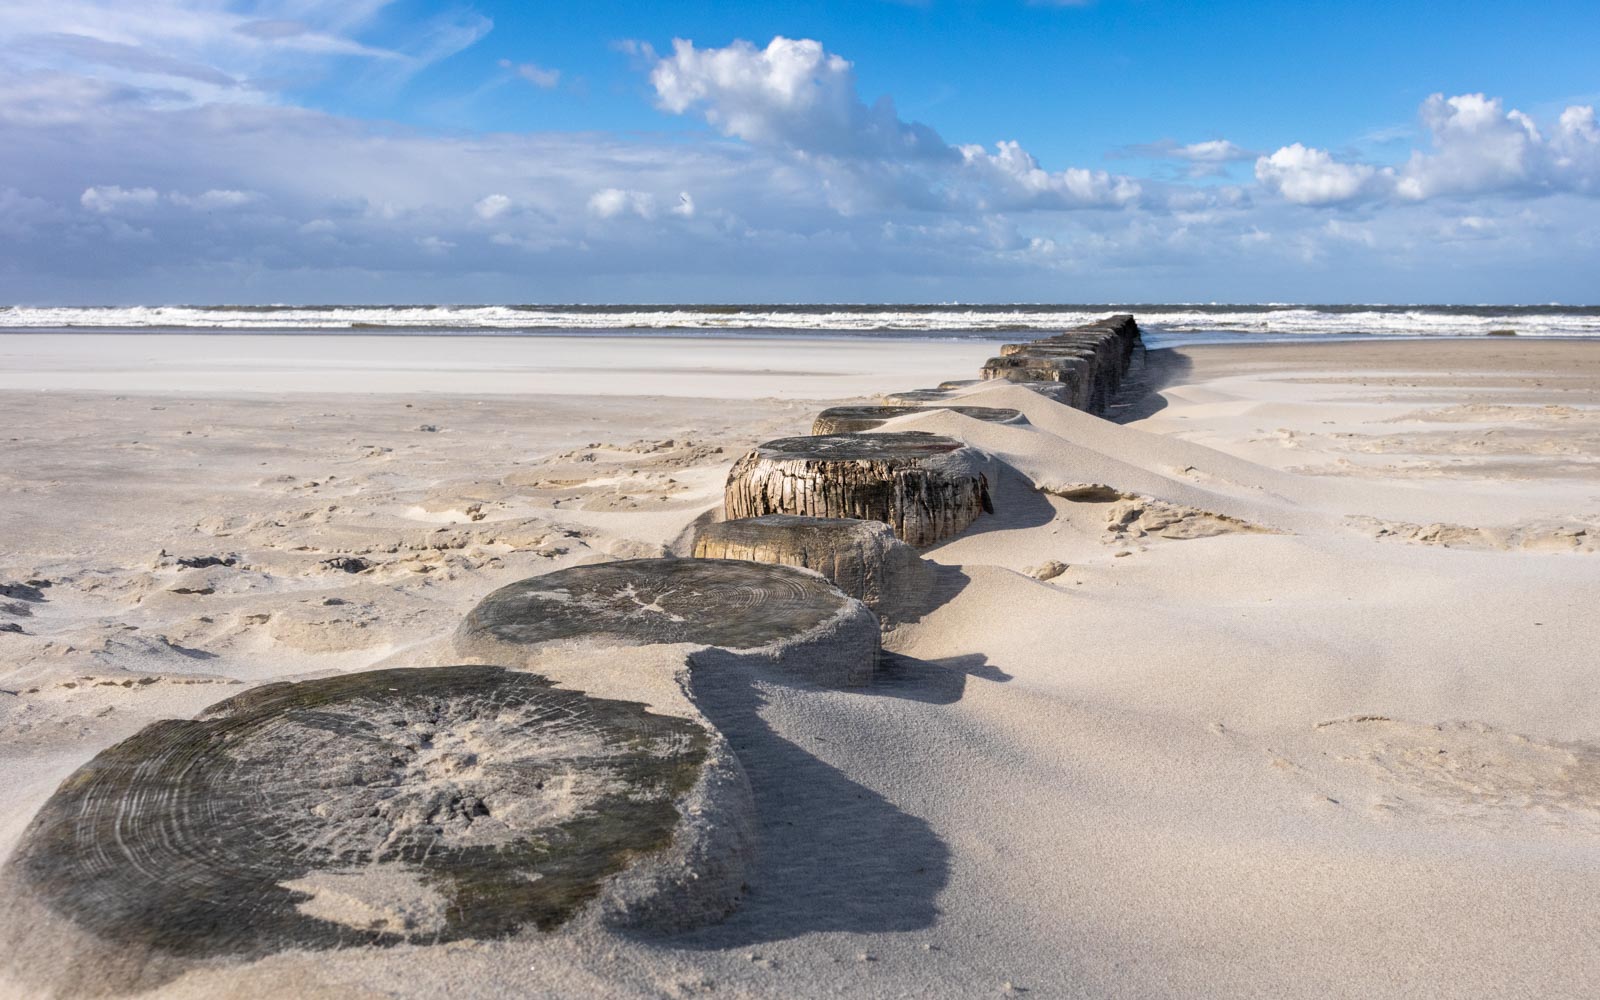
0,305,1596,338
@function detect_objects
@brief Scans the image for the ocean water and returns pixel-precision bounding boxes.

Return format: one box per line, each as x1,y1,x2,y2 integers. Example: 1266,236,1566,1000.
3,304,1599,349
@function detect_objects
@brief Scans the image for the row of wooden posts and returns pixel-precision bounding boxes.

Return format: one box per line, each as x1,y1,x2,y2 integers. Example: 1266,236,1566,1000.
709,313,1145,557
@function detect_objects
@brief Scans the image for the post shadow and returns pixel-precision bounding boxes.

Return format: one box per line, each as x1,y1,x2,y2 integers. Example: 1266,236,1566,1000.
1106,346,1194,423
667,662,959,948
940,465,1057,540
867,650,1011,706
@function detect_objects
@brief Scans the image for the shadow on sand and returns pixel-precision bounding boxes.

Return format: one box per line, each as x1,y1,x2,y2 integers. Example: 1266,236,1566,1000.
1106,346,1194,424
870,650,1011,706
951,465,1058,540
673,646,1007,948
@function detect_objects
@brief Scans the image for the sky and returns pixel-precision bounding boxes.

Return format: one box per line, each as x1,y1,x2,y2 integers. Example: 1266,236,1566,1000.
0,0,1597,305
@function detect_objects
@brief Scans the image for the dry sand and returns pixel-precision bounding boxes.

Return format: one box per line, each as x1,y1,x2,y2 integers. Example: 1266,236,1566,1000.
2,334,1598,998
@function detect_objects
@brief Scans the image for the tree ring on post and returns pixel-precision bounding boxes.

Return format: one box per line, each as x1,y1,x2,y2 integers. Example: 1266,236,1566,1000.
0,665,748,996
454,558,879,687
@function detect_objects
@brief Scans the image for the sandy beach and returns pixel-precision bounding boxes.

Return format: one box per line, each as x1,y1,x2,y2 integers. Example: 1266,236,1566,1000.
3,334,1599,998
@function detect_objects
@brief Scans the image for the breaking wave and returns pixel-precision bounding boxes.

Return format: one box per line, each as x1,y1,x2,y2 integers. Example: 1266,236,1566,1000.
3,303,1598,341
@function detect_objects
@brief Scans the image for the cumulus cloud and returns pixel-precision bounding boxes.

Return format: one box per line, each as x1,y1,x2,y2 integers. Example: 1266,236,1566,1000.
1255,144,1391,205
1258,93,1600,207
1397,93,1600,199
474,193,511,220
1396,93,1542,200
648,35,1140,211
587,188,656,219
80,184,158,213
960,141,1140,209
650,36,949,161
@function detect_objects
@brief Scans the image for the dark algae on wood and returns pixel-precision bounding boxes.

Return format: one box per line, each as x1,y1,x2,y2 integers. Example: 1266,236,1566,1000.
0,665,711,996
458,558,854,650
454,558,880,686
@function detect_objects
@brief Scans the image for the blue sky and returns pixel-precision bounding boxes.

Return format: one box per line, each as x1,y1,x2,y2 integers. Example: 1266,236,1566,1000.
0,0,1597,303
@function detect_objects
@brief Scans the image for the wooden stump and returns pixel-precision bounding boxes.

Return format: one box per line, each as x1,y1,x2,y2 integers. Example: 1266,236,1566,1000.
0,665,747,996
879,388,951,404
1000,340,1106,362
692,515,935,619
811,405,1022,435
993,345,1112,408
980,353,1086,382
1012,380,1075,403
977,314,1144,415
455,558,879,687
1020,337,1125,388
980,355,1091,407
723,431,990,547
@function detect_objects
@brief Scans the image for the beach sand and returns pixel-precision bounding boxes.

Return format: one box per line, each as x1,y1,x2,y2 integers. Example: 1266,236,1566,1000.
2,335,1598,998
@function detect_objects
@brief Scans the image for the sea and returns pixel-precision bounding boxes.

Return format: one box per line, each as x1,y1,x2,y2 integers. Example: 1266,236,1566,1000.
3,304,1599,350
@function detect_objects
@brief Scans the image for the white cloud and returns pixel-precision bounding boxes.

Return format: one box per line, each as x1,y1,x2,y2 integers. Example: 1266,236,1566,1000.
961,140,1141,209
1115,138,1255,178
588,188,656,219
169,188,257,209
1557,105,1599,147
1255,144,1390,205
670,191,695,217
1396,93,1540,200
648,35,1140,211
1396,93,1600,199
651,36,848,143
498,59,559,89
80,184,158,212
474,193,511,220
415,235,454,254
1256,94,1600,207
650,36,950,160
1177,139,1250,163
1128,138,1254,163
1554,106,1600,192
